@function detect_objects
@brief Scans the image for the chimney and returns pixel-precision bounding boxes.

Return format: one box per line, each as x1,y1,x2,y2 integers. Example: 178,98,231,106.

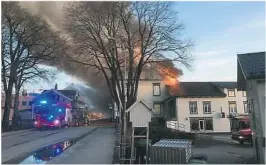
55,83,58,90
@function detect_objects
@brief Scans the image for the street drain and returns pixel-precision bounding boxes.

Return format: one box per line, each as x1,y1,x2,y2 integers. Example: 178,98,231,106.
20,139,74,164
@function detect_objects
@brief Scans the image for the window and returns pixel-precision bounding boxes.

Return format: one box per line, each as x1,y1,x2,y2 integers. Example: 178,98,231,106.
203,101,211,114
242,91,247,97
243,101,248,113
29,101,33,106
189,102,198,114
153,103,161,116
229,102,237,113
22,101,27,106
205,118,214,130
228,89,235,97
190,119,199,131
153,83,161,96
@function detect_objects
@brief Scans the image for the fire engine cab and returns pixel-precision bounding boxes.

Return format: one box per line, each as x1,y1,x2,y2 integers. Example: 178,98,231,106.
32,89,74,130
230,115,252,144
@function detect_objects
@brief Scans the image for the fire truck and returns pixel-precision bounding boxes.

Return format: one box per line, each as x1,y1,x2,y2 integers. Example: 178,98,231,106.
230,115,252,145
33,99,73,129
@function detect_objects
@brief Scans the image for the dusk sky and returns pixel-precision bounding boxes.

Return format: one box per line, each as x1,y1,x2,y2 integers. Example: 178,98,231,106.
26,1,266,92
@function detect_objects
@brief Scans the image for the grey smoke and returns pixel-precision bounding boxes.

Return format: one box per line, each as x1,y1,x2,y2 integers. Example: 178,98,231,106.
19,2,112,114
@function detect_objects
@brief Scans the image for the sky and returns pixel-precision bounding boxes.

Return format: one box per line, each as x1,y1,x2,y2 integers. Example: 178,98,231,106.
175,1,265,81
25,1,266,92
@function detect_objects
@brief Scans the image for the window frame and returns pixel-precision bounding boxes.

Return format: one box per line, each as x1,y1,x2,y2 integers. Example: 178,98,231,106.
153,83,161,96
153,103,162,116
243,101,248,113
227,89,236,97
189,101,198,114
228,101,237,114
242,91,247,97
203,101,212,114
29,101,33,106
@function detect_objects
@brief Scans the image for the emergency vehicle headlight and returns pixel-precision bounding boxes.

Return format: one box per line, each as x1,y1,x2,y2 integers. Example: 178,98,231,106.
40,100,47,104
34,121,38,125
54,119,60,125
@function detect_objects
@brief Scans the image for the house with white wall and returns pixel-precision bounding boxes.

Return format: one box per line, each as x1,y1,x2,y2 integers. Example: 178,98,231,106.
237,51,265,164
163,82,247,133
136,79,169,117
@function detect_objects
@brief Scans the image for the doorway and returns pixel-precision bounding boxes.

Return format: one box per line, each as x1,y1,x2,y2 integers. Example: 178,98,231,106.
199,120,205,131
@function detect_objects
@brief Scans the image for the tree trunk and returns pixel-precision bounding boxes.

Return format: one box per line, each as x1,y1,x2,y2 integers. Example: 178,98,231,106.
2,80,14,132
12,82,20,130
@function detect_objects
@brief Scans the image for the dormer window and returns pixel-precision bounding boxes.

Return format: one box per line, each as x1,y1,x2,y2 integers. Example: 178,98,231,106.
227,89,235,97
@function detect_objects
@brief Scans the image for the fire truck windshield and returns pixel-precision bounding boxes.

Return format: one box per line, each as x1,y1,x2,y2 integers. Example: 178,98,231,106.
239,121,250,129
35,106,50,114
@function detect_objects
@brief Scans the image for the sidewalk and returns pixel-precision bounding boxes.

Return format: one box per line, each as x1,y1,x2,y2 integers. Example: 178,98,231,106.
197,134,239,144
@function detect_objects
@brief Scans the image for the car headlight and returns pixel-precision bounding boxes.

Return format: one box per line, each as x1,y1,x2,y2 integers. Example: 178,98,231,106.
34,121,38,125
239,136,244,139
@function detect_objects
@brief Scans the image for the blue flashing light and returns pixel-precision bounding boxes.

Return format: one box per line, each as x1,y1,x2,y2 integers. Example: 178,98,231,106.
58,109,62,112
56,148,61,154
40,100,47,104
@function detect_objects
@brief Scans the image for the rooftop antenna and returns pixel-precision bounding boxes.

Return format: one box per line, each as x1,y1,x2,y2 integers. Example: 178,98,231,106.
55,83,58,90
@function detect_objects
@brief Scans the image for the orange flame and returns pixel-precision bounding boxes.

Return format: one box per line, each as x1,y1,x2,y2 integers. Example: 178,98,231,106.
157,64,180,95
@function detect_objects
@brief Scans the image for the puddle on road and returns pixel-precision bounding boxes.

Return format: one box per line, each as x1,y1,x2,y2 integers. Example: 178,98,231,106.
20,140,74,164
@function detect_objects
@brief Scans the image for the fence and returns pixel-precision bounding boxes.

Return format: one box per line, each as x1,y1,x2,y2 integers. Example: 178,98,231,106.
166,121,186,132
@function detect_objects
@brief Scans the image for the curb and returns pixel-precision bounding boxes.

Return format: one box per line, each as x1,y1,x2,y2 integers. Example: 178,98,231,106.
197,134,239,145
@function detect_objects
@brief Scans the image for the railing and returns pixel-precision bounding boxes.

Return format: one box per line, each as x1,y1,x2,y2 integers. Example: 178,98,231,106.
166,121,186,132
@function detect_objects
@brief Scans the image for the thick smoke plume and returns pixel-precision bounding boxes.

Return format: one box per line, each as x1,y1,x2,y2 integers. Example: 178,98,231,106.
19,2,112,111
18,2,183,113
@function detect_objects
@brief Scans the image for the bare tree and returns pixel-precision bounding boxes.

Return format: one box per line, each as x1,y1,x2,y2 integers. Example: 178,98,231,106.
64,1,192,112
1,2,64,131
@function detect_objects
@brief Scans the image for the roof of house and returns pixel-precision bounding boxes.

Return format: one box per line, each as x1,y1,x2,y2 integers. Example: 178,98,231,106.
210,82,237,89
41,89,78,100
237,52,265,79
167,82,227,97
57,90,78,99
125,99,155,114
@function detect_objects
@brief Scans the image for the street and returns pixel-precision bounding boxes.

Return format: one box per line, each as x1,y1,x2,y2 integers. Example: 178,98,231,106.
193,138,255,164
2,126,116,164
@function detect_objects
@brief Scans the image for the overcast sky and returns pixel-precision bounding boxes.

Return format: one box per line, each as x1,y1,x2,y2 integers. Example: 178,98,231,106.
25,1,265,92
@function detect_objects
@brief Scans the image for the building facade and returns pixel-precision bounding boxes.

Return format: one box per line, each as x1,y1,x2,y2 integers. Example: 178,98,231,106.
137,79,169,117
164,82,247,133
1,92,37,121
237,52,265,164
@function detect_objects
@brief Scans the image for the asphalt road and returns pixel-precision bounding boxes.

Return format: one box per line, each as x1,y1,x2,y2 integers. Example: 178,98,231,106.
193,138,255,164
2,126,99,163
